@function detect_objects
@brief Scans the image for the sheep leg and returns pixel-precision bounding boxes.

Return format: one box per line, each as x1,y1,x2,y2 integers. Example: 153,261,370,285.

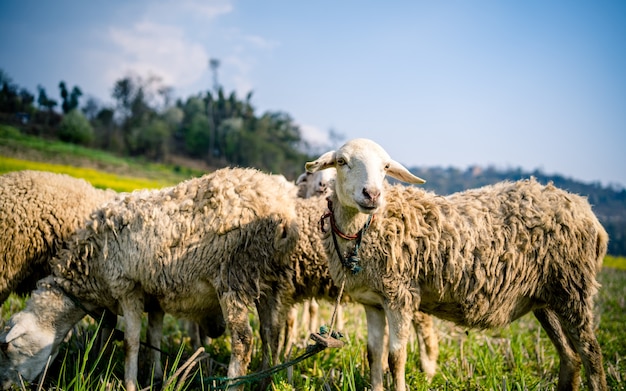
576,324,607,391
550,305,607,391
284,306,298,355
413,311,438,380
308,298,319,333
364,305,388,391
384,305,412,391
301,300,311,332
256,293,291,390
147,309,164,382
335,303,344,331
220,292,253,391
534,308,582,391
120,294,144,391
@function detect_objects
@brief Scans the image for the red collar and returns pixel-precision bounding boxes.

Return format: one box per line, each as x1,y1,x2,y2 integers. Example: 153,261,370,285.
319,197,374,240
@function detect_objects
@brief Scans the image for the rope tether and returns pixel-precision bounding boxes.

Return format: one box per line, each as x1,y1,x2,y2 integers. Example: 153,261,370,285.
201,278,349,389
320,197,374,274
59,285,346,390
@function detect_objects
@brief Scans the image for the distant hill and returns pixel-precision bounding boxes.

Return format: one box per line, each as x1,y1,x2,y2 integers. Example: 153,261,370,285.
409,165,626,256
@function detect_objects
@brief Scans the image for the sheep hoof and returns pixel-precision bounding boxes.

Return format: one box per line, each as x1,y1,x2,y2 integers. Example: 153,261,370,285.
309,333,344,349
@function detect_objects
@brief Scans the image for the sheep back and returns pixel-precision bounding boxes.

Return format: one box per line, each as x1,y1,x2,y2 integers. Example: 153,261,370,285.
50,167,299,318
0,170,116,303
329,178,608,329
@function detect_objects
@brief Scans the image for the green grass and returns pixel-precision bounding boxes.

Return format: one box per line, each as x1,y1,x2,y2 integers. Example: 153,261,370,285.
1,124,128,165
603,255,626,270
0,156,177,192
2,266,624,390
0,124,205,191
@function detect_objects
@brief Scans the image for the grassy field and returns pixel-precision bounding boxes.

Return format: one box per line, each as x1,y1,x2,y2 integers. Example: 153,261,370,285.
1,265,625,390
1,127,625,390
0,124,204,192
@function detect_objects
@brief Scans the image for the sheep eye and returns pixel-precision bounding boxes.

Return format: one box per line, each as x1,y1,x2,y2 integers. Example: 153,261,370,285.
337,158,347,166
384,163,390,170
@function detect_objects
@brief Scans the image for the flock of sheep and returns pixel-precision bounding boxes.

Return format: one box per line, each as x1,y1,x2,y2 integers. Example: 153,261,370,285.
0,138,609,391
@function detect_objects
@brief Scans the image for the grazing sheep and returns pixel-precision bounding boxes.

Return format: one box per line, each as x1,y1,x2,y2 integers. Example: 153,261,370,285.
305,138,608,391
0,170,117,306
0,167,299,391
0,170,184,383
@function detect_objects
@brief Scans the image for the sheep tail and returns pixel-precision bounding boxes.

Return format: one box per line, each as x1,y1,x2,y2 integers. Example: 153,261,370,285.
595,222,609,273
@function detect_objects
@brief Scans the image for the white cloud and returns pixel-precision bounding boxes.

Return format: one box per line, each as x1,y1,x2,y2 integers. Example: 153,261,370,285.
299,123,330,147
231,74,254,97
144,0,234,22
244,34,280,50
223,54,254,96
95,0,277,104
179,0,234,20
107,21,208,90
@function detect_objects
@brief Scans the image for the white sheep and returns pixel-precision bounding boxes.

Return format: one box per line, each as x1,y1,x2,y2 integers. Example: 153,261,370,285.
0,170,195,383
0,167,299,391
296,169,336,199
305,138,608,391
0,170,117,307
286,169,439,380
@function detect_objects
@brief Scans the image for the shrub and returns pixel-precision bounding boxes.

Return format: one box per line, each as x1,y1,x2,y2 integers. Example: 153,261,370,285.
58,109,94,145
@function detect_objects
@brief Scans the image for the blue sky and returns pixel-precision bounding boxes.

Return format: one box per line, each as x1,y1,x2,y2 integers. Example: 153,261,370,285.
1,0,625,187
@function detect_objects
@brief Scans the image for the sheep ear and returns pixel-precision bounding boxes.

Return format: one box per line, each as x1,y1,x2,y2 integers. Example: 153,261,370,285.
3,323,27,344
387,160,426,184
295,172,309,185
305,150,336,173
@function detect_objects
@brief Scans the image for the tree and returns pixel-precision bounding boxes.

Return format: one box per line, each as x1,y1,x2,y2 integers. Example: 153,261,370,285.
59,81,83,114
112,77,134,119
111,74,171,155
112,75,153,154
37,85,57,112
58,109,94,145
37,85,58,128
128,118,171,160
184,114,211,157
92,107,121,151
162,106,184,131
82,97,100,121
18,89,35,113
0,80,18,114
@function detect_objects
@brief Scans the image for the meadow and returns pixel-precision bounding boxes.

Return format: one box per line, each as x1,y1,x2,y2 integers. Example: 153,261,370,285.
0,124,203,192
1,133,625,390
1,263,625,390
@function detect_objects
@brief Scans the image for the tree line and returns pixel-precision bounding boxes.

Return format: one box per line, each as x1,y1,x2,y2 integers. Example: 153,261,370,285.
0,69,335,179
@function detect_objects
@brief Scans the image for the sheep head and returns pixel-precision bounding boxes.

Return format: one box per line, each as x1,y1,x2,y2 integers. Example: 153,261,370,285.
0,311,56,389
296,169,336,198
305,138,425,214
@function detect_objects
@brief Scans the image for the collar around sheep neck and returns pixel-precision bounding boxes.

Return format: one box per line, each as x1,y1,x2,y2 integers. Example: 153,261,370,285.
320,197,374,274
320,197,374,240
